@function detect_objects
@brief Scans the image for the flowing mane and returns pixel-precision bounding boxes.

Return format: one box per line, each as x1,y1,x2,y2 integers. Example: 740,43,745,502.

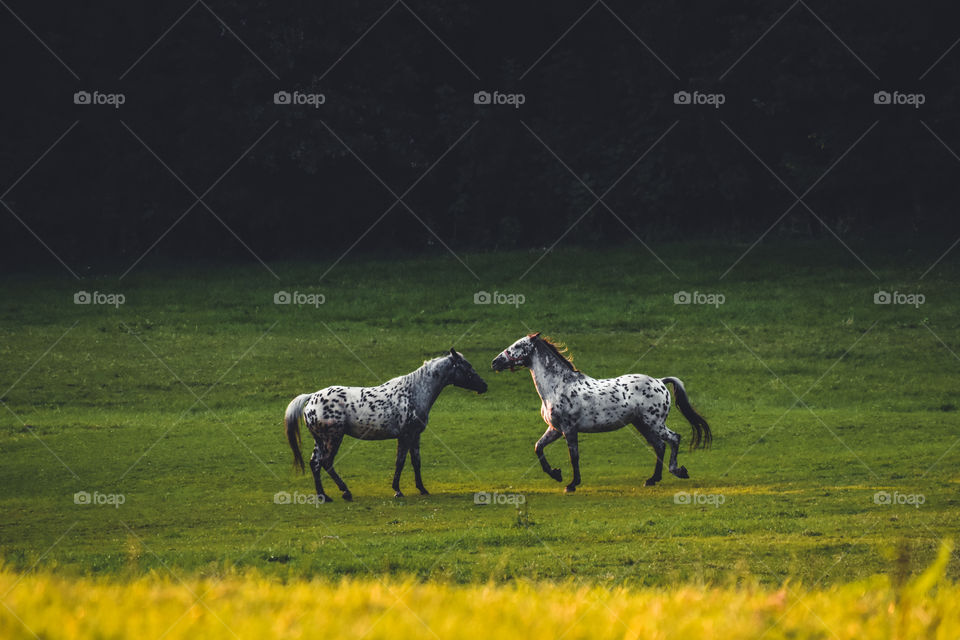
534,335,578,372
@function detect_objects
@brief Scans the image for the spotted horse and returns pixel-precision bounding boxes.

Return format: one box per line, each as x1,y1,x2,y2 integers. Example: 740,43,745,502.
492,333,712,492
285,349,487,502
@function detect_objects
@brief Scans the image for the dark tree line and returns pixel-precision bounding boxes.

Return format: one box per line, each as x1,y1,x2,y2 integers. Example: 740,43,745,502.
1,1,958,269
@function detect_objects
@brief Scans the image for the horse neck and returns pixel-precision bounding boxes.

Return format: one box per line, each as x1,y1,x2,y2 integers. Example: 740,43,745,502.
402,358,449,414
529,343,574,402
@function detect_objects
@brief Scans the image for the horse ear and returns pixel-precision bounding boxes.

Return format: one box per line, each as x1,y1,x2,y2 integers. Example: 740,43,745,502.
449,347,458,358
528,331,541,339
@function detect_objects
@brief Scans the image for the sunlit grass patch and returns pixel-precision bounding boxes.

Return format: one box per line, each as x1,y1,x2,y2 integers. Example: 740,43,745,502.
1,542,956,640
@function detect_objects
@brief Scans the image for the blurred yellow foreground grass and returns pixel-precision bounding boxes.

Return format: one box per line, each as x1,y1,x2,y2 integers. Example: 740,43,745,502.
1,542,955,640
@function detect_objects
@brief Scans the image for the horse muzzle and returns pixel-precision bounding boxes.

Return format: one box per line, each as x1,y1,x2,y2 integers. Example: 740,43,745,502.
492,354,523,372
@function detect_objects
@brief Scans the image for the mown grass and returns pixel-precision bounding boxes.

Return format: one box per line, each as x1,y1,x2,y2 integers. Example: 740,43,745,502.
0,242,957,586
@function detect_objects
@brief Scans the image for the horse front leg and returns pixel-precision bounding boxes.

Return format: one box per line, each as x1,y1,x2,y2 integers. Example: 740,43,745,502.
410,434,429,495
563,430,581,493
392,438,410,498
534,427,563,483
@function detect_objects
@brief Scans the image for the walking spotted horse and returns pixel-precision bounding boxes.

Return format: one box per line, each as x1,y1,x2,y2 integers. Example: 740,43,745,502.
492,333,712,493
285,349,488,502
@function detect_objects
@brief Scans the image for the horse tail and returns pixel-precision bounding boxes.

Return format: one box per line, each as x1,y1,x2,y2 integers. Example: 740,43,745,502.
284,393,311,473
661,377,712,450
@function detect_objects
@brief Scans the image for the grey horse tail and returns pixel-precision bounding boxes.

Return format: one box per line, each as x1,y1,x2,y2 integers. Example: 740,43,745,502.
284,393,311,472
661,377,712,450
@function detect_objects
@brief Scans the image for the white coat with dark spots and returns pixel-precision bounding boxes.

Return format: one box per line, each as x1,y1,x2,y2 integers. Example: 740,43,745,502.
285,349,487,502
492,333,712,492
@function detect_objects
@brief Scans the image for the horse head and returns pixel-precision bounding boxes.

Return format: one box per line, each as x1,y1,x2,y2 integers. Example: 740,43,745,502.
447,348,488,393
491,332,540,372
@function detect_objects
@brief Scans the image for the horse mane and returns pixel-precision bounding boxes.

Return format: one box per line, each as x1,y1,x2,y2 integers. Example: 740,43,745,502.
535,335,578,372
421,354,451,371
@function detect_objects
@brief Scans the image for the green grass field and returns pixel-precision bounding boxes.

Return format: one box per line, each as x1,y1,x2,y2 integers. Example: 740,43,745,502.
1,243,957,587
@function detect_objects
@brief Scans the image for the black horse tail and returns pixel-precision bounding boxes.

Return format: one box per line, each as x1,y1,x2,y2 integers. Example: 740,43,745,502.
661,377,712,450
284,393,311,473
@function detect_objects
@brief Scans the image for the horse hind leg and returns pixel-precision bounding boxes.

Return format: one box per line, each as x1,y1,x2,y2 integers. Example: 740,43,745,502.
634,422,665,486
309,443,333,503
662,425,689,479
320,432,352,501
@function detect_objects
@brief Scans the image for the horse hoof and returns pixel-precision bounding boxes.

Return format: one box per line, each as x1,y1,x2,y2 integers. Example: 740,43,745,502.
674,466,690,479
418,489,430,496
342,491,353,502
644,478,658,487
549,469,563,483
394,491,404,498
317,494,333,503
564,485,577,494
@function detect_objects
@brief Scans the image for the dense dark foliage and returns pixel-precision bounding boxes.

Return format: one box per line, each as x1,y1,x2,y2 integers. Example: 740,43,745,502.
1,1,958,267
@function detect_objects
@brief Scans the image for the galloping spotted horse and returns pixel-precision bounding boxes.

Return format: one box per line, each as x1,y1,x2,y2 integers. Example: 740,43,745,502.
492,333,711,493
285,349,487,502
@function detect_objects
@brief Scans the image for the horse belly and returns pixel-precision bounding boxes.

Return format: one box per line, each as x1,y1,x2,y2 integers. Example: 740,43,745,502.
577,413,631,433
574,392,633,433
346,424,399,440
345,408,403,440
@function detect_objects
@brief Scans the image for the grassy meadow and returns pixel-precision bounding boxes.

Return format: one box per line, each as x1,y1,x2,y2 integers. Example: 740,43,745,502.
1,242,958,636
